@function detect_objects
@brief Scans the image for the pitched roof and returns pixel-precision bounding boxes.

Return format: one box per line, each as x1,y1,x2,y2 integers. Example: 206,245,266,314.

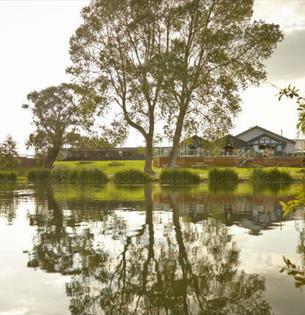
235,126,295,143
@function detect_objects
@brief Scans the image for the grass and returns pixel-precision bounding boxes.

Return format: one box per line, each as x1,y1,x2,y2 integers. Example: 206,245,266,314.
113,169,151,184
28,169,51,183
0,171,17,183
251,168,292,184
251,168,293,193
54,161,304,181
160,169,200,185
54,160,149,175
28,168,108,184
208,168,239,185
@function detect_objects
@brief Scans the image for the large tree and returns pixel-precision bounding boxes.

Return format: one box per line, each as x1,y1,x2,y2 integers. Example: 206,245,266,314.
68,0,283,171
23,83,99,168
69,0,171,174
159,0,284,167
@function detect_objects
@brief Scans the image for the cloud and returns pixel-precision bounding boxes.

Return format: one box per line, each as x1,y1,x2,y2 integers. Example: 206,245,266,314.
254,0,305,32
266,29,305,82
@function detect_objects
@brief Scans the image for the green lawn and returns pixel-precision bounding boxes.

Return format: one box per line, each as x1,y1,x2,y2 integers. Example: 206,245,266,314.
53,160,305,181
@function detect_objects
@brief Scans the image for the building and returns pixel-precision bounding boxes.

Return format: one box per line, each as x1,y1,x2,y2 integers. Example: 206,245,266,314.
155,126,296,157
58,126,297,161
57,147,145,161
294,139,305,154
235,126,295,156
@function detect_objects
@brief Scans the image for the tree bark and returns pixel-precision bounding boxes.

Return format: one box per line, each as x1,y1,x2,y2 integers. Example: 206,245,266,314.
167,106,187,168
144,135,154,175
46,146,61,168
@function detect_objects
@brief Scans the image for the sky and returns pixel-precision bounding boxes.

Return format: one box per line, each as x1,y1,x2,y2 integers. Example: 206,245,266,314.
0,0,305,153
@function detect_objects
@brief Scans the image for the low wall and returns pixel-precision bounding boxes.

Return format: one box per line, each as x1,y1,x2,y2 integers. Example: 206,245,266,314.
153,156,304,168
250,157,304,167
153,156,238,168
18,157,43,168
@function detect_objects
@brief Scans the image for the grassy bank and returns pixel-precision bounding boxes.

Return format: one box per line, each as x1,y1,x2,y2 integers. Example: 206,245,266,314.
54,161,304,181
4,160,305,183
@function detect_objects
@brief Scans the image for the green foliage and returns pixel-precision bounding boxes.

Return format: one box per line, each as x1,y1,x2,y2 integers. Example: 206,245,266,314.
74,169,108,184
280,191,305,217
0,171,17,183
28,169,52,183
68,0,283,169
279,85,305,134
280,256,305,288
209,168,239,185
113,170,151,184
23,83,102,168
251,168,292,184
160,169,200,185
29,168,108,184
0,135,19,169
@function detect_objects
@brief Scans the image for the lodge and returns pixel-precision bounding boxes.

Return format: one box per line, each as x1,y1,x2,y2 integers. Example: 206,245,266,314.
58,126,303,167
155,126,296,157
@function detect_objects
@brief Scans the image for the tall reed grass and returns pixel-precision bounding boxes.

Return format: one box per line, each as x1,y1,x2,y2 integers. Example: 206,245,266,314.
208,168,239,185
28,168,108,184
113,169,151,184
251,168,292,184
0,171,17,183
160,169,200,185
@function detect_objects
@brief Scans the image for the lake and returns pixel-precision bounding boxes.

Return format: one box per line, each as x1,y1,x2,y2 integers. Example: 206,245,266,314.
0,183,305,315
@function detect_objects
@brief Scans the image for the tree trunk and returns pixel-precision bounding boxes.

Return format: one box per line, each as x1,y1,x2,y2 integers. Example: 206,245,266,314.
144,134,154,175
167,106,186,168
46,146,61,168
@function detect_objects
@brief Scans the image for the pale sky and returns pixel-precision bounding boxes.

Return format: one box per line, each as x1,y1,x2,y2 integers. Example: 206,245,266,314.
0,0,305,153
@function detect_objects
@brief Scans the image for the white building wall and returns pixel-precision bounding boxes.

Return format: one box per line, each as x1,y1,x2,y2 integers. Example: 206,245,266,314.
285,142,296,154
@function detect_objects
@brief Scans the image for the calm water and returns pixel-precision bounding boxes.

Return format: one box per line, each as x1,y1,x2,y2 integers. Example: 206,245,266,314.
0,183,305,315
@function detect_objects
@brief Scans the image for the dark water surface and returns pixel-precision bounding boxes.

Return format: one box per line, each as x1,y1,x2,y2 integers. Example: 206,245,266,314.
0,183,305,315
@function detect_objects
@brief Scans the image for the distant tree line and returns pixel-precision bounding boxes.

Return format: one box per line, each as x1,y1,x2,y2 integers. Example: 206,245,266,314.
23,0,283,172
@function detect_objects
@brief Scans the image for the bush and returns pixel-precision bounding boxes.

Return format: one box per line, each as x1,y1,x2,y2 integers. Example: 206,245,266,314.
77,169,108,184
28,169,51,183
51,168,71,183
0,171,17,183
208,168,239,185
28,168,108,184
251,168,292,184
113,169,151,184
52,168,108,184
160,169,200,185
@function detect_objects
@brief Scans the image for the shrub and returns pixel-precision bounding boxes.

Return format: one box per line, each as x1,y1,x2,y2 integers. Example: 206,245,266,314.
0,171,17,183
28,169,51,183
208,168,239,185
251,168,292,184
160,169,200,185
52,168,108,184
51,168,71,183
78,169,108,184
113,169,151,184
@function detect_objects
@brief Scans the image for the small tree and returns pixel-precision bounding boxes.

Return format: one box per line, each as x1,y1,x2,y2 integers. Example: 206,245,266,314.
0,135,19,169
23,83,100,168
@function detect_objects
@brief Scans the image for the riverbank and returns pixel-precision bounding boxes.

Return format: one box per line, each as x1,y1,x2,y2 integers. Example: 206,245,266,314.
4,160,305,184
54,160,305,180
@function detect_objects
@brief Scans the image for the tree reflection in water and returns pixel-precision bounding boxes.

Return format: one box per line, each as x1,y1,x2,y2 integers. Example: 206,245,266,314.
27,185,271,315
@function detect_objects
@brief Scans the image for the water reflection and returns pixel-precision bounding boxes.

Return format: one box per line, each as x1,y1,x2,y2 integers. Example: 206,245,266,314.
24,185,278,314
0,183,29,223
